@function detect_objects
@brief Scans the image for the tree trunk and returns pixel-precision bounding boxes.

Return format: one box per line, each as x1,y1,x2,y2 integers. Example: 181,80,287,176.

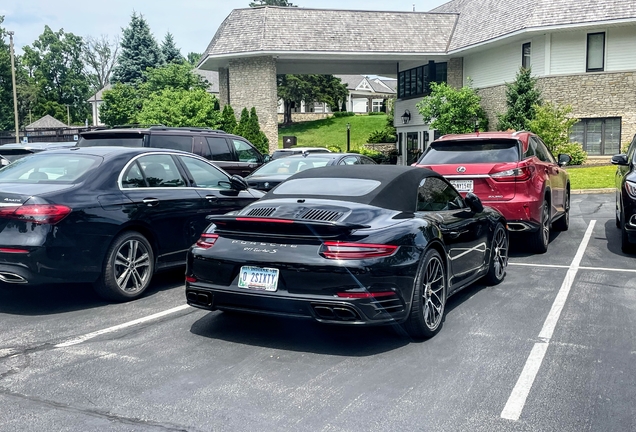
283,100,293,125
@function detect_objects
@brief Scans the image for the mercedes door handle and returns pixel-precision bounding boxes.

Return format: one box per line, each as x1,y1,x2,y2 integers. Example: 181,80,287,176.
205,195,219,202
142,198,159,207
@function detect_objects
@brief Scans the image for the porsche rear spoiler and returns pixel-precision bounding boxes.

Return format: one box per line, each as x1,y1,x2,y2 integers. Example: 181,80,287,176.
206,215,369,238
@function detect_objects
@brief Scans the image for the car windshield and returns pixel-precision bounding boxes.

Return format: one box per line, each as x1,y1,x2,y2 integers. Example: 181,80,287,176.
251,156,333,175
78,134,145,147
419,139,520,164
272,177,381,196
0,154,101,183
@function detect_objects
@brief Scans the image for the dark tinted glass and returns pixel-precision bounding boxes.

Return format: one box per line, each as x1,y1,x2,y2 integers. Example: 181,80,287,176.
149,135,192,152
0,154,101,183
206,137,233,161
417,177,464,212
273,178,380,196
420,139,520,164
78,136,144,147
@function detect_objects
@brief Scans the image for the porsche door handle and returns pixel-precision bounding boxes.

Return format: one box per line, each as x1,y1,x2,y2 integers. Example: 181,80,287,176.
205,195,219,202
142,198,159,207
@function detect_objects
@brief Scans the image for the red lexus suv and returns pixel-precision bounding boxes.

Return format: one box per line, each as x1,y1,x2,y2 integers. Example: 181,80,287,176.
413,131,571,253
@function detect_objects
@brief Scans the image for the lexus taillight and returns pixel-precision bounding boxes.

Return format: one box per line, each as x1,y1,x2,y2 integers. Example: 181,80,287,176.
490,163,532,182
320,242,398,260
0,204,72,224
195,233,219,249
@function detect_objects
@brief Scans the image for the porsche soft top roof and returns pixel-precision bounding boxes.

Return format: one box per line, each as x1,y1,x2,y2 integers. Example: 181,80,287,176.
261,165,444,212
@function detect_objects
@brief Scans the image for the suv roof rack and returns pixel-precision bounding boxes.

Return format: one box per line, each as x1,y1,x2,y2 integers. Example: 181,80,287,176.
511,130,530,136
148,126,226,133
111,124,166,129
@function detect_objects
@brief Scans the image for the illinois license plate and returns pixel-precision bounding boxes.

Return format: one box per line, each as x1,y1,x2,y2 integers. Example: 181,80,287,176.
238,266,279,292
450,179,474,193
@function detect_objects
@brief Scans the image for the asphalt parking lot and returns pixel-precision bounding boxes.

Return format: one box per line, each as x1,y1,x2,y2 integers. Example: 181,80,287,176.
0,192,634,432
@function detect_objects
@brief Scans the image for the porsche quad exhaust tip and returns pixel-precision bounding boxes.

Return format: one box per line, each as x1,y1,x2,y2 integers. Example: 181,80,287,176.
0,272,27,284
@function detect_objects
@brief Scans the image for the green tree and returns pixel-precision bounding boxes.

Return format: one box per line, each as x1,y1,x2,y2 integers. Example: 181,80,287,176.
497,67,542,131
219,104,237,133
234,107,250,138
99,82,141,126
244,107,269,153
187,52,201,66
528,102,579,152
140,62,207,95
83,34,119,92
0,16,16,130
22,25,90,124
277,74,348,124
111,12,164,84
416,81,488,135
161,32,183,64
136,88,221,128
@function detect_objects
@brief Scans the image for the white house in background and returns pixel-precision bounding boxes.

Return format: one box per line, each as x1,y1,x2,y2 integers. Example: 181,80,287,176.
87,69,220,126
276,75,396,115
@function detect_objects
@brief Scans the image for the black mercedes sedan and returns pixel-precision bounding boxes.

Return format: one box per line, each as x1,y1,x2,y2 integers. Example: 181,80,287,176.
186,165,508,339
245,152,376,192
0,147,263,301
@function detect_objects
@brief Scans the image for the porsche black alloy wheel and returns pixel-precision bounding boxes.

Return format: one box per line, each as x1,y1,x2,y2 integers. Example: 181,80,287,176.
95,231,155,301
404,249,447,339
485,223,508,285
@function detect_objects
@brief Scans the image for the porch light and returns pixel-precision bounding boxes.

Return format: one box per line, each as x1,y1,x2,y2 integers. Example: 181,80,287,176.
401,110,411,124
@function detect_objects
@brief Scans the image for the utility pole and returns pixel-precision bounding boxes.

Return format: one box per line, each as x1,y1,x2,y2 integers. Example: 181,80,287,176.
8,31,19,143
66,105,70,126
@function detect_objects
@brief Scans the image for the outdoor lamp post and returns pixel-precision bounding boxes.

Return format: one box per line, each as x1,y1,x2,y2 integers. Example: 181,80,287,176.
401,110,411,125
473,115,480,133
8,31,19,143
346,122,351,152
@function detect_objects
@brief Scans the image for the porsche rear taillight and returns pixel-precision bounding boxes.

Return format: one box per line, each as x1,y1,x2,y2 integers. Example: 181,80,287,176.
490,163,533,182
195,233,219,249
0,204,71,225
320,242,398,260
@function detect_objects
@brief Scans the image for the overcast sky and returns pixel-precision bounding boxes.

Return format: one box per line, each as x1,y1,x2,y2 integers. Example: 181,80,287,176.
2,0,449,55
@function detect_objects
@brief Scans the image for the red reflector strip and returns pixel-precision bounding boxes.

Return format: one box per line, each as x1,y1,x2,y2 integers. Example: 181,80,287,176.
195,233,219,249
235,217,294,224
0,248,29,254
185,276,197,283
336,291,396,298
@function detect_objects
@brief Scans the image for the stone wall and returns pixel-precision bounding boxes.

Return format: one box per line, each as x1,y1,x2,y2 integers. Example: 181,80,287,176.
277,113,330,123
477,71,636,144
228,57,278,153
447,58,464,89
218,68,229,107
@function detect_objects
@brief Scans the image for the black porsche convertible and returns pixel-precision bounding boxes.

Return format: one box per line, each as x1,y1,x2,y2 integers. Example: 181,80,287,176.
185,165,508,339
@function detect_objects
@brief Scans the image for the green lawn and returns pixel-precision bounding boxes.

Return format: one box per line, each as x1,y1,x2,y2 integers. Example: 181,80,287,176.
277,114,387,151
565,164,616,190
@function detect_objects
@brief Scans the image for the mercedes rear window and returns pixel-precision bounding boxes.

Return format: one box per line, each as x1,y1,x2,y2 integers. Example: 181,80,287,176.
78,134,145,147
419,139,520,164
0,154,101,183
272,178,380,196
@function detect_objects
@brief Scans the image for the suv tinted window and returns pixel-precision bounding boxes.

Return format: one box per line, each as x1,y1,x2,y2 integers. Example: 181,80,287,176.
78,134,145,147
532,137,556,163
149,135,192,152
420,139,520,164
207,137,234,161
232,139,261,163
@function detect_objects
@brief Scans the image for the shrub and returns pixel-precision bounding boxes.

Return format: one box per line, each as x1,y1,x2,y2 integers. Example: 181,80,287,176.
368,111,384,116
553,142,587,166
367,128,396,144
528,102,577,153
622,142,631,153
327,145,342,152
332,111,355,118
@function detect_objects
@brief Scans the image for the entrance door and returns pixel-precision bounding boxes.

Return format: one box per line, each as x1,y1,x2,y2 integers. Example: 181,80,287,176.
406,132,420,165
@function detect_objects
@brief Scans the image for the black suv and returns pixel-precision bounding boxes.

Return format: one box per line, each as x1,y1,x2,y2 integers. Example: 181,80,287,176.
612,133,636,253
78,127,267,177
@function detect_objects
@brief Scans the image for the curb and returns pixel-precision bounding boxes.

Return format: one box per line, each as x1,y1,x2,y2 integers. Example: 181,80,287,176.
571,188,614,194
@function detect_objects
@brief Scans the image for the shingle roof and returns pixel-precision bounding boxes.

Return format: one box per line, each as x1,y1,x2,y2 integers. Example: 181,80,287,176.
25,115,68,130
203,7,457,57
432,0,636,51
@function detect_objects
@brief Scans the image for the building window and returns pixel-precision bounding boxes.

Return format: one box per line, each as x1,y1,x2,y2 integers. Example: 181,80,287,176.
522,42,531,69
569,117,620,155
586,32,605,72
398,62,447,99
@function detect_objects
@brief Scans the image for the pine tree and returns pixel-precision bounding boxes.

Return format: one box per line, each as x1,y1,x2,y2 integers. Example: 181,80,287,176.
246,107,269,154
497,67,542,131
161,32,183,64
234,107,250,138
111,12,164,84
219,104,237,134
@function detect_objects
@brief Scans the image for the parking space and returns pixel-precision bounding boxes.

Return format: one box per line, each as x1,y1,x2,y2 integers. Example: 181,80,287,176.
0,193,634,431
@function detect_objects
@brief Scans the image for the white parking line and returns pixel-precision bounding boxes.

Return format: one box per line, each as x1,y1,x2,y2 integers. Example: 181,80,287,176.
55,304,191,348
509,262,636,273
501,220,596,421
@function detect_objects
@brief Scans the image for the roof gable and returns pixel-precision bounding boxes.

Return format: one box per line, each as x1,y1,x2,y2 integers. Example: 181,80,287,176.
25,115,68,130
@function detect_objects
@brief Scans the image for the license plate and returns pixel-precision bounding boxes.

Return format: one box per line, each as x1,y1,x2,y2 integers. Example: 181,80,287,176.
450,179,474,193
238,266,279,292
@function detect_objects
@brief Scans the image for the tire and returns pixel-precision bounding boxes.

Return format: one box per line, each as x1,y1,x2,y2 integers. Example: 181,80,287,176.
553,189,570,231
621,208,636,254
404,249,447,340
94,231,155,302
616,199,621,229
529,199,550,254
484,223,508,285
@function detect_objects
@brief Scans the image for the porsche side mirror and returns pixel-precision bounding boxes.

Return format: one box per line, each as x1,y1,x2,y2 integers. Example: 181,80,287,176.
465,193,484,213
557,154,572,167
230,174,249,191
611,154,629,166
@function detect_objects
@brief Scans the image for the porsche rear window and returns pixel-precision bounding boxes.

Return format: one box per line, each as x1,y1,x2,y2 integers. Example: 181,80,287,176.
420,139,520,164
272,178,381,196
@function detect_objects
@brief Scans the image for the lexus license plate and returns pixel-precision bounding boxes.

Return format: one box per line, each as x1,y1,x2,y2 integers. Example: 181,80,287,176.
450,179,474,193
238,266,279,292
